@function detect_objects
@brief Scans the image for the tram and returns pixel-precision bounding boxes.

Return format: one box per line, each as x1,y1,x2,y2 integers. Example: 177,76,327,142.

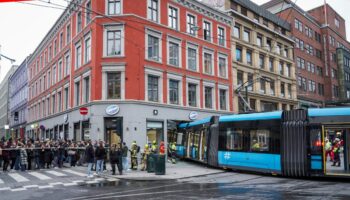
177,107,350,177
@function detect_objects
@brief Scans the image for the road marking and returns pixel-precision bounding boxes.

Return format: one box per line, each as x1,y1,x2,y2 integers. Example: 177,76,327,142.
49,182,63,186
46,170,67,177
73,180,85,184
62,169,86,177
63,182,77,186
0,187,11,191
86,180,99,184
23,185,39,189
0,178,4,184
94,178,105,182
38,185,53,189
8,173,29,182
107,178,118,182
29,172,51,180
10,188,27,192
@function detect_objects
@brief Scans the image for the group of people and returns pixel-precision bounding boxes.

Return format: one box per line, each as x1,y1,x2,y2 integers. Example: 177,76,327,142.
325,135,344,167
0,137,178,178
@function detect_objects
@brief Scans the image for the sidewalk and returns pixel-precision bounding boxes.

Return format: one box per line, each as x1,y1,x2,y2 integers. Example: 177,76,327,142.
108,161,225,181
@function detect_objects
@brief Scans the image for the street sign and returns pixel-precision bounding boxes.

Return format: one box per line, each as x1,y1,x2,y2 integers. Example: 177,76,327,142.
79,107,88,115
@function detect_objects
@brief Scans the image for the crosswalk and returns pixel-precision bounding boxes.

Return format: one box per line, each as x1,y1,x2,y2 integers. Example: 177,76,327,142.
0,168,118,192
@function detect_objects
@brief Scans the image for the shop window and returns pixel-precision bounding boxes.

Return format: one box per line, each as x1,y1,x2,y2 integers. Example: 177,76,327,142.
147,121,164,145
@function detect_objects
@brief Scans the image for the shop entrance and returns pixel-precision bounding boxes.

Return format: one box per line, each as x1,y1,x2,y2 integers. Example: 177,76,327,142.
104,117,122,146
324,126,350,175
146,121,164,146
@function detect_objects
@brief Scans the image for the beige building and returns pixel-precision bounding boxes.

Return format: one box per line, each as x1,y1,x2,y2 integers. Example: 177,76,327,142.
206,0,298,112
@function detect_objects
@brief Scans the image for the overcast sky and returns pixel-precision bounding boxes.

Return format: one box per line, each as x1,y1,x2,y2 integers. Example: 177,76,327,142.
1,0,350,83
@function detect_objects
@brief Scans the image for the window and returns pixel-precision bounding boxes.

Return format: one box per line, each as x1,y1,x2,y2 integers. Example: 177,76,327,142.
246,50,252,65
237,70,243,87
259,54,265,69
294,18,303,32
66,24,71,44
77,11,82,33
168,41,179,66
219,89,227,110
60,32,63,50
64,87,69,110
75,44,82,69
236,47,242,62
188,83,197,107
107,72,121,99
218,56,227,78
75,81,80,106
250,130,270,152
64,53,70,77
148,75,159,102
52,66,56,84
288,84,292,98
52,94,56,114
169,79,179,105
54,40,57,56
332,68,338,79
186,14,196,35
254,14,259,23
168,6,178,30
318,83,324,96
108,0,121,15
308,80,316,93
203,21,211,41
279,62,284,75
204,52,213,75
233,24,240,38
269,58,274,72
86,1,91,24
204,87,213,109
187,45,197,71
240,6,247,16
243,29,250,42
266,38,272,51
58,60,62,81
270,80,275,95
335,18,340,28
83,76,90,103
57,91,62,112
47,71,51,88
147,34,160,61
347,90,350,99
107,30,122,56
333,85,339,97
280,82,285,97
247,73,253,91
147,0,159,22
284,48,288,57
84,36,91,63
260,79,266,94
286,64,291,77
223,129,243,151
218,27,225,46
256,34,262,47
49,46,52,61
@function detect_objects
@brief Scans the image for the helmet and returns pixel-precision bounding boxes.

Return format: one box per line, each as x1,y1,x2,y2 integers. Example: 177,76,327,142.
145,144,149,148
153,140,156,144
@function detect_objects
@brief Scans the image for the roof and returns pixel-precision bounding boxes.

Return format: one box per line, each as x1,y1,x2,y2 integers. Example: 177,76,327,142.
178,117,212,128
233,0,290,30
219,111,283,123
308,107,350,117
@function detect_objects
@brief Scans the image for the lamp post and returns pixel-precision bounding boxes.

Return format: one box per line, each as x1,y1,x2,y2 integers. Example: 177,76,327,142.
235,76,271,113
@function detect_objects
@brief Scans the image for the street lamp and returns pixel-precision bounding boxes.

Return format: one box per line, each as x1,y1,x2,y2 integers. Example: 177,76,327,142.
235,76,271,113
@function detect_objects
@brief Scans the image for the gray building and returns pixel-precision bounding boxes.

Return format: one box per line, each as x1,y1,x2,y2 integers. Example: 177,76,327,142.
0,65,19,139
9,57,29,139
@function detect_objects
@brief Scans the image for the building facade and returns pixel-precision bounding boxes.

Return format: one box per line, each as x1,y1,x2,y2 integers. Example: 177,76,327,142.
0,65,19,139
263,0,350,107
212,0,298,112
26,0,234,146
9,58,29,139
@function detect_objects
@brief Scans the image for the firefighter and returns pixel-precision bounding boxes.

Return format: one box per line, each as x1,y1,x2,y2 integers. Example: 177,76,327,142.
159,141,165,155
170,142,177,164
130,141,138,170
141,144,150,171
151,140,158,154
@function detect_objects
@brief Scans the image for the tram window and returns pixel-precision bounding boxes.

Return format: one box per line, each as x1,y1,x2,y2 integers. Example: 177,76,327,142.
225,128,243,151
310,128,322,154
250,130,270,152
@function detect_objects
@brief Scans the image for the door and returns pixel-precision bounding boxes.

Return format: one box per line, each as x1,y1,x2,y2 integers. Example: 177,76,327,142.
105,117,122,146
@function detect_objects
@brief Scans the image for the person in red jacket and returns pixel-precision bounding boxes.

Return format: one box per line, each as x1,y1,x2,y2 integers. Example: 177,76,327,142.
159,141,165,155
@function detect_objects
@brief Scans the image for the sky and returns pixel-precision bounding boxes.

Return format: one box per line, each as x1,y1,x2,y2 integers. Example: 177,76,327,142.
1,0,350,83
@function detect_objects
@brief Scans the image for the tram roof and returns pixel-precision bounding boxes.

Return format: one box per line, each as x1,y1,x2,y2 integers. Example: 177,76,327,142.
308,107,350,117
178,117,212,128
219,111,282,122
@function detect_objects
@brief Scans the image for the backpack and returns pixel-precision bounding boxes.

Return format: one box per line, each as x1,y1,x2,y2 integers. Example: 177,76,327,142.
137,145,140,153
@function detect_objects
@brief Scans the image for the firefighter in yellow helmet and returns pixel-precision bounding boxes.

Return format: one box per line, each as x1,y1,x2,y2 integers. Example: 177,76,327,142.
151,140,158,154
141,144,150,171
130,141,138,170
170,142,177,164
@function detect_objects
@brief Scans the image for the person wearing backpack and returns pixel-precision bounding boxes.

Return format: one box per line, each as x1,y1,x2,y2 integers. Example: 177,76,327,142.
129,141,138,170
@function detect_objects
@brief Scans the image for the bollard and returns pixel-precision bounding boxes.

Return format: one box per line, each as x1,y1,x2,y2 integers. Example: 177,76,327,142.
147,154,156,173
155,154,166,175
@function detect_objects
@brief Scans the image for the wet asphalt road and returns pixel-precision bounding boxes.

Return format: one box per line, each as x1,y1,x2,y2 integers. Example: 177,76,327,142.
2,172,350,200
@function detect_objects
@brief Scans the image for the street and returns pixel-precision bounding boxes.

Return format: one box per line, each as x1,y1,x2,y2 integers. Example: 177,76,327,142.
1,166,350,200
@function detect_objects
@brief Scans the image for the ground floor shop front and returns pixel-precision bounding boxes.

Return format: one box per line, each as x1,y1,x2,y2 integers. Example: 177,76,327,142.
26,101,230,147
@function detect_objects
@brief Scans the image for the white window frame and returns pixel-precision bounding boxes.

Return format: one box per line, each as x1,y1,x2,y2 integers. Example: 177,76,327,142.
186,12,197,36
74,77,81,107
147,0,160,23
203,81,216,110
84,32,92,63
218,85,229,111
186,77,200,108
76,10,82,34
203,19,212,42
203,48,214,75
64,51,71,77
186,42,199,72
218,53,228,79
103,24,125,57
63,83,70,110
168,4,179,30
167,73,183,106
82,70,91,104
58,59,63,81
52,65,57,85
66,24,71,45
145,28,162,63
75,42,82,69
167,35,182,67
145,68,163,103
217,25,226,47
106,0,123,16
85,0,92,26
102,64,125,100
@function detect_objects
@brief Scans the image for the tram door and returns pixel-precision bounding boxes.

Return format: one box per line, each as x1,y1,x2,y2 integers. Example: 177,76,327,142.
199,130,207,162
185,132,193,158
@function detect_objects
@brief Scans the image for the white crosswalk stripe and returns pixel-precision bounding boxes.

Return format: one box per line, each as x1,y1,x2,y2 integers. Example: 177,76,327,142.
28,172,51,180
8,173,29,182
0,178,4,184
62,169,86,177
45,170,67,177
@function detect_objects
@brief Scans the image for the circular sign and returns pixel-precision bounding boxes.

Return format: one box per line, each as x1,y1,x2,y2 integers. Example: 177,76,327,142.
79,107,88,115
106,105,120,116
189,111,198,120
64,114,69,123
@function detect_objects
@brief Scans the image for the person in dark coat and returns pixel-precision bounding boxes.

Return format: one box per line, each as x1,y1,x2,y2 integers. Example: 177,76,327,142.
109,144,123,175
85,140,95,178
2,141,10,172
44,143,52,169
26,141,34,170
95,141,106,175
10,142,18,170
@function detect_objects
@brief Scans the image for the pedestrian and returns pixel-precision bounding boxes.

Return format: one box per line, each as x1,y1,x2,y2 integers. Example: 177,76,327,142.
159,141,165,155
85,140,95,178
332,139,341,167
0,141,3,169
10,141,17,170
109,144,118,175
19,143,28,172
130,141,138,170
325,139,332,161
122,142,129,172
95,141,106,175
33,141,41,169
26,141,34,170
151,140,157,154
44,143,52,169
3,141,10,172
68,143,77,167
141,144,150,171
170,142,177,164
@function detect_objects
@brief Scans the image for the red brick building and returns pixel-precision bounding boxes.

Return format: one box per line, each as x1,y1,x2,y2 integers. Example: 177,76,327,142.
263,0,350,108
26,0,233,146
